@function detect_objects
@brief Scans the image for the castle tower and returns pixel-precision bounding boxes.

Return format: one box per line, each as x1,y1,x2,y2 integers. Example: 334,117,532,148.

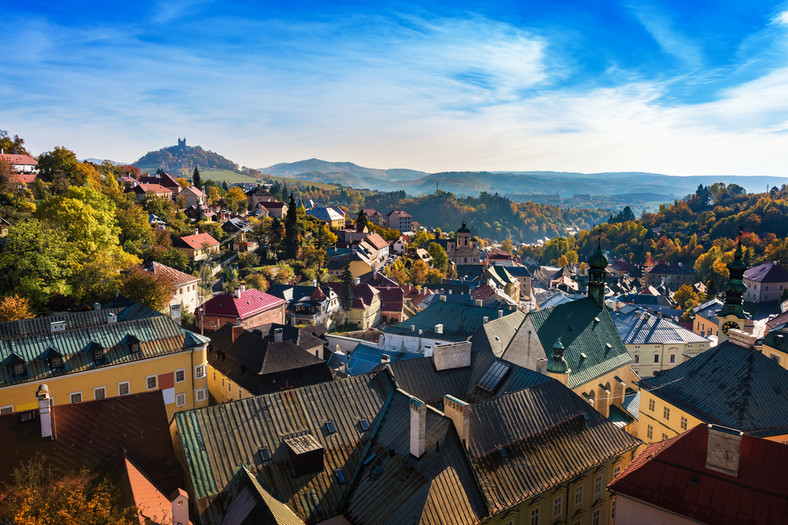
717,227,750,343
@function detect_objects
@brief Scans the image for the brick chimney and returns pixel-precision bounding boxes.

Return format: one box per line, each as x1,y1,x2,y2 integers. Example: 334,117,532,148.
410,397,426,458
231,325,244,342
705,425,743,477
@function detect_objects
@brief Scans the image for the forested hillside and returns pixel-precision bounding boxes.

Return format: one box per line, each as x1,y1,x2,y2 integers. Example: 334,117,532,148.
134,142,238,175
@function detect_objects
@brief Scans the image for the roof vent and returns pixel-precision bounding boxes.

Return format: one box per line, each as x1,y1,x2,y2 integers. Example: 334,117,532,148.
483,316,489,324
107,312,117,324
605,343,612,350
580,352,587,359
50,321,66,333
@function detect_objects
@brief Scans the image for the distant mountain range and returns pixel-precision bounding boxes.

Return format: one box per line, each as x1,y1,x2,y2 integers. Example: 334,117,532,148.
261,158,788,200
128,141,788,202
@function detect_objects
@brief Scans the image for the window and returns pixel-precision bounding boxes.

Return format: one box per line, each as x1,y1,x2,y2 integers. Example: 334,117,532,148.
613,465,621,479
146,375,157,390
663,406,670,420
634,354,639,363
592,509,600,525
594,474,603,496
175,369,185,383
647,424,653,439
654,353,660,363
195,388,208,402
662,433,668,441
118,381,130,396
648,399,655,412
553,496,563,518
94,387,106,400
259,447,271,462
611,500,616,520
194,364,206,379
359,419,369,431
50,356,62,369
13,362,24,376
681,416,688,430
335,469,347,484
176,393,186,407
669,354,676,363
0,405,12,415
575,485,583,506
530,508,539,525
70,392,82,403
772,354,781,364
326,420,337,434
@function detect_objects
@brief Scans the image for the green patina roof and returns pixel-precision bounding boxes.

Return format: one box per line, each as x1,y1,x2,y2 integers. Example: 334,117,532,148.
385,302,517,342
529,297,632,389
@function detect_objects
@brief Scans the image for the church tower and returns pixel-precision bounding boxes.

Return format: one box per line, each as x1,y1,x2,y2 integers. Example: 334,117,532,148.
588,239,608,307
717,228,751,343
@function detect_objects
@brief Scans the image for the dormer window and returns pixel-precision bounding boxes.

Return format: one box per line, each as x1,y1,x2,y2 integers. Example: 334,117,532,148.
125,335,141,355
9,353,26,378
50,356,62,369
13,362,24,377
44,347,63,371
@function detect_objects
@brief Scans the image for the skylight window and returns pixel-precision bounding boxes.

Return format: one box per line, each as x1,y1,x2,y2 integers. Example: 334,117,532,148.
335,469,346,484
476,361,511,393
258,447,271,462
359,419,369,431
326,421,336,434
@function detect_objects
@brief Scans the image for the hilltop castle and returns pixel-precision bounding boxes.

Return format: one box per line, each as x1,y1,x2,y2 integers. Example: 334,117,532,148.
177,138,186,147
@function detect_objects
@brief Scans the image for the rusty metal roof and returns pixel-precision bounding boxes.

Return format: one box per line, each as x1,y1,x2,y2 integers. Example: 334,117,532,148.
467,380,641,515
344,391,487,525
174,373,393,523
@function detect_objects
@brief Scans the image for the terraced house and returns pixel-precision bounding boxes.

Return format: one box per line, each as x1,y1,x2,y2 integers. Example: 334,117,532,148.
0,301,210,421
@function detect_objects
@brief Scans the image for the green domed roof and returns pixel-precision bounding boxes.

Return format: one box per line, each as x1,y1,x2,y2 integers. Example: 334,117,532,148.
457,220,471,234
589,244,608,269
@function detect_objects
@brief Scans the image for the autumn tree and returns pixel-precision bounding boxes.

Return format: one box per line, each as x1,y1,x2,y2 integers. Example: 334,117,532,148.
0,295,34,322
0,130,29,155
427,242,449,272
224,186,247,213
119,267,175,311
0,457,136,525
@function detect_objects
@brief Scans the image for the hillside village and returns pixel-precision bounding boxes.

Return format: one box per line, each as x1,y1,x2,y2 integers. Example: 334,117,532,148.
2,138,788,524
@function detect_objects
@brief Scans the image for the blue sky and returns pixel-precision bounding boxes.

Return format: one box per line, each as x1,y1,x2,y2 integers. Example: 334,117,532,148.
3,1,788,176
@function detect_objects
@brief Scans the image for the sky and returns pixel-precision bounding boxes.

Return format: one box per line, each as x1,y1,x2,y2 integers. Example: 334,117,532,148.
2,1,788,176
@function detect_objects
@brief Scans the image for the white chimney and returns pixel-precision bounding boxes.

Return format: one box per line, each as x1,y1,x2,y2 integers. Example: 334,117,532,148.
706,425,743,477
37,384,53,439
194,228,199,235
434,324,443,334
410,397,426,458
443,394,469,446
411,325,415,332
380,353,391,364
483,316,489,324
274,328,283,343
170,488,189,525
439,295,447,302
107,312,117,324
475,299,484,307
313,279,318,287
498,309,504,318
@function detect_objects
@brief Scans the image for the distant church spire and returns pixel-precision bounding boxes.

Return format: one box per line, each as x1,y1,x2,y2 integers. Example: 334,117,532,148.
588,227,608,306
719,226,747,319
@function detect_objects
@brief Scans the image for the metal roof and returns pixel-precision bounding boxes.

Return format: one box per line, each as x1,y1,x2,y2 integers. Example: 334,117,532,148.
0,307,126,339
528,297,633,389
640,341,788,437
383,302,516,342
0,314,207,388
613,309,710,345
467,379,641,515
344,391,487,525
744,261,788,283
174,374,393,523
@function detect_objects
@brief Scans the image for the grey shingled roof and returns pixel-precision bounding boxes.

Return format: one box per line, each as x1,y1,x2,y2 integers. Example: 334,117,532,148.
383,302,516,342
744,262,788,283
640,341,788,437
528,297,632,389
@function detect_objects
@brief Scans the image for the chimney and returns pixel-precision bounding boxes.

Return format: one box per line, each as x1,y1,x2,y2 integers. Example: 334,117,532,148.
194,228,199,235
50,321,66,333
37,384,53,439
433,341,471,370
354,277,361,286
170,488,189,525
232,325,244,342
380,353,391,364
274,327,283,343
483,316,489,324
439,295,447,302
235,287,242,299
410,397,426,458
411,324,415,332
443,395,469,446
705,425,743,477
107,312,117,324
498,309,504,318
434,324,443,334
475,299,483,307
93,302,101,311
728,328,757,348
312,279,318,287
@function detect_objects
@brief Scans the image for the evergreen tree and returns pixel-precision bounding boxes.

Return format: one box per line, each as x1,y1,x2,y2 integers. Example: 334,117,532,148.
355,209,368,229
283,194,300,259
340,261,354,312
222,181,229,192
192,167,203,190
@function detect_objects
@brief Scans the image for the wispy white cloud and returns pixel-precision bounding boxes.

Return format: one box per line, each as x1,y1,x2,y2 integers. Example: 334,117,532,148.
626,3,703,70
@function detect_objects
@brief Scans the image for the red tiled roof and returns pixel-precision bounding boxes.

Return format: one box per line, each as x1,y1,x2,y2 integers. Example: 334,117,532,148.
0,153,37,165
199,289,286,319
179,232,220,249
365,232,389,250
182,185,206,198
139,174,180,189
387,209,411,218
263,201,286,209
142,261,198,287
8,173,37,184
609,424,788,524
136,183,173,194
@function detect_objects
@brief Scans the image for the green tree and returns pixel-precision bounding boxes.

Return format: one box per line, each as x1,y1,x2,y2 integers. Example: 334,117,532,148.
339,261,354,312
192,167,203,190
283,194,300,259
427,242,449,272
355,209,368,229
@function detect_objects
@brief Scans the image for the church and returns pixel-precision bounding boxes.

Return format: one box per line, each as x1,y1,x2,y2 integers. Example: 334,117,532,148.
446,220,483,265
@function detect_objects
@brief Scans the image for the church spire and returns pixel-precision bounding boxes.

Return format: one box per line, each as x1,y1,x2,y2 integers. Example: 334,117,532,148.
718,226,747,319
588,227,608,306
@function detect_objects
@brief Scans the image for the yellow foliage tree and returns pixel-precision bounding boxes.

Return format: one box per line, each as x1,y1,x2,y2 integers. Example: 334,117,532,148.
0,295,34,322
